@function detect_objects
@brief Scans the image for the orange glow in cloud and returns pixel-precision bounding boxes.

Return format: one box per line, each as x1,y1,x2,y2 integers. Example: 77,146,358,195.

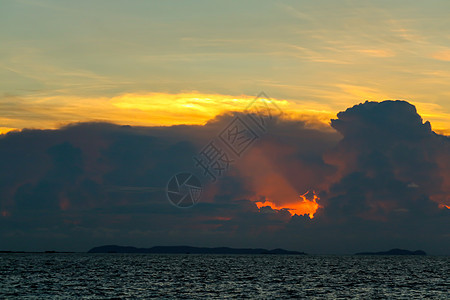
255,191,320,218
439,204,450,210
236,144,323,219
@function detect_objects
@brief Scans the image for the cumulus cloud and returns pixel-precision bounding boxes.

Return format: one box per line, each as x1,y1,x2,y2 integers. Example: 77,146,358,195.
312,101,450,253
324,100,450,212
0,101,449,254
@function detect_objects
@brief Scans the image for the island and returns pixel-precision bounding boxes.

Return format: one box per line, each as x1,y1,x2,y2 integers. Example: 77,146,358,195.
88,245,307,255
355,248,427,256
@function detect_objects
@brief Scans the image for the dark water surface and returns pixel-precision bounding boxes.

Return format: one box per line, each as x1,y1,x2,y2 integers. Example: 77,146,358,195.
0,253,448,299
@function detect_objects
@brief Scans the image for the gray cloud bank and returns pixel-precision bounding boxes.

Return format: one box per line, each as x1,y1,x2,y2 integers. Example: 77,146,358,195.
0,100,449,254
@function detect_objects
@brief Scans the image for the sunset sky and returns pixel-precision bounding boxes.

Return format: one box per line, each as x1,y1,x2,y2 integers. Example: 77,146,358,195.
2,0,450,133
0,1,449,254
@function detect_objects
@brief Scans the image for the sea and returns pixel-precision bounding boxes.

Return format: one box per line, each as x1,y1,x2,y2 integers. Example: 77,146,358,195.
0,253,448,299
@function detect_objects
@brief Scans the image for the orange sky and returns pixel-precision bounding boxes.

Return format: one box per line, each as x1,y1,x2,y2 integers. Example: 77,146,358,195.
1,92,448,136
2,1,450,136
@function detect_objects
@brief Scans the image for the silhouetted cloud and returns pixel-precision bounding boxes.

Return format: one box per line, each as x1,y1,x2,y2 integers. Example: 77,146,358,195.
312,101,450,253
323,101,449,215
0,101,449,254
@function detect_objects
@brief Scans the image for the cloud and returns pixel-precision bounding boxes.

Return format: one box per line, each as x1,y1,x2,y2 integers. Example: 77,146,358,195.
325,100,449,208
356,49,395,58
432,49,450,61
313,100,450,253
0,101,449,254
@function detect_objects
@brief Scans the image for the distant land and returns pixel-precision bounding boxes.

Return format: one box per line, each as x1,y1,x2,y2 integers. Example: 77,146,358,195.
0,251,75,254
88,245,307,255
0,247,429,256
355,248,427,256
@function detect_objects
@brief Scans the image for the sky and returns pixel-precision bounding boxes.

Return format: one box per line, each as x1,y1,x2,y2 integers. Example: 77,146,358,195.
0,0,449,254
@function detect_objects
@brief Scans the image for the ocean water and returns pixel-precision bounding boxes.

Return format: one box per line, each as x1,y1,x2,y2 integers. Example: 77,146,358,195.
0,254,448,299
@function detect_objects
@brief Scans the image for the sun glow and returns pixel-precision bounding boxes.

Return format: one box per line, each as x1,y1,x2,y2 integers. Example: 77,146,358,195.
2,92,448,135
0,127,17,135
255,191,320,218
0,92,338,131
438,204,450,210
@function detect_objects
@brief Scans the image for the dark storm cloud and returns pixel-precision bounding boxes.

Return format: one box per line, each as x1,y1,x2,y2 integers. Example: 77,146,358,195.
308,101,450,254
323,101,449,216
0,101,449,254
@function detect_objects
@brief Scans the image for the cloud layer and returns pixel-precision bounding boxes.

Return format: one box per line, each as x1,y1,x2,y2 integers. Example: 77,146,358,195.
0,100,448,254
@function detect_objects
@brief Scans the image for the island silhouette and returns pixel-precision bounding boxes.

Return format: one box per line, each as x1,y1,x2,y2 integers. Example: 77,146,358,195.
355,248,427,255
87,245,307,255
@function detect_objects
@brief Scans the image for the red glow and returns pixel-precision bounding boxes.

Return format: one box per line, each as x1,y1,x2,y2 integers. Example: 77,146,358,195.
255,191,320,218
59,196,70,211
439,204,450,210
